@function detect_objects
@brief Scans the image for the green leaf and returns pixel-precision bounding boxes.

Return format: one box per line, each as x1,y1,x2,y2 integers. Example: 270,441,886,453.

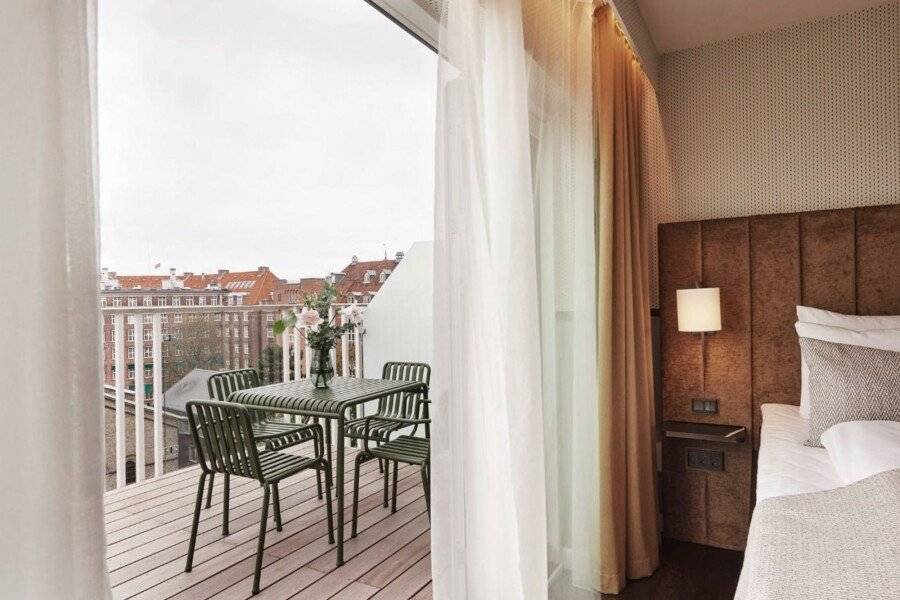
272,319,287,335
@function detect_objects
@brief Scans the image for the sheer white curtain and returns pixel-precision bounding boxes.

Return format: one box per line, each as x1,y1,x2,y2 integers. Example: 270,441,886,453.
0,2,109,598
432,1,598,598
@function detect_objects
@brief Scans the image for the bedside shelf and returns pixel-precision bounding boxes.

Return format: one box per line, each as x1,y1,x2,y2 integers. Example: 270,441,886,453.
663,421,747,444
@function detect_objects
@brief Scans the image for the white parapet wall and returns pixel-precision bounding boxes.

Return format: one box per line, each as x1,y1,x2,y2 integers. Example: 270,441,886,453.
363,241,433,377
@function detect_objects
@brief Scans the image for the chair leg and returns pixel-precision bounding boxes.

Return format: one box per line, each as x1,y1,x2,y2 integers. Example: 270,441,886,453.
323,461,335,544
391,460,399,513
222,473,230,536
185,472,206,573
316,469,323,501
272,482,283,532
352,452,366,538
383,459,390,508
421,463,431,520
314,432,324,500
252,485,271,595
205,472,215,509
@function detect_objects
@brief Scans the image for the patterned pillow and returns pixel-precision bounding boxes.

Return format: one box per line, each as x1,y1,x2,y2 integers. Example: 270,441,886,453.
800,337,900,447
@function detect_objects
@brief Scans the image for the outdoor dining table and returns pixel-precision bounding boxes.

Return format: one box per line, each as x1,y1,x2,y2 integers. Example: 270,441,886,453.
228,375,429,566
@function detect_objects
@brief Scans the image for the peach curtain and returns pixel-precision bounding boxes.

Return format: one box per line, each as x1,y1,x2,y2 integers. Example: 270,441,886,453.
594,5,660,594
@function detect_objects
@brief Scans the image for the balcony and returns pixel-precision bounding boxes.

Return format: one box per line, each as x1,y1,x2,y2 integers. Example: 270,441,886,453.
101,244,434,597
104,448,431,599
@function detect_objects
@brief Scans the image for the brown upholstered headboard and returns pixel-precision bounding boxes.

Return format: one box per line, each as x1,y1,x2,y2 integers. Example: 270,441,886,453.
658,204,900,448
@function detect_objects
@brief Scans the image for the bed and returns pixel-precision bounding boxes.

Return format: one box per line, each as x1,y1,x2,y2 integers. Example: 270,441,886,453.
755,403,840,502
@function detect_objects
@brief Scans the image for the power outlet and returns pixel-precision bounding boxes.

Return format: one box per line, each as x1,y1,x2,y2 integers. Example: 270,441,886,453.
686,448,725,472
691,398,719,415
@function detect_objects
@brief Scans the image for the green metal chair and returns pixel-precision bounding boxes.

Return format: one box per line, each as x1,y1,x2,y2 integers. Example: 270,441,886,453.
185,400,334,595
205,369,323,506
344,362,430,504
351,399,430,537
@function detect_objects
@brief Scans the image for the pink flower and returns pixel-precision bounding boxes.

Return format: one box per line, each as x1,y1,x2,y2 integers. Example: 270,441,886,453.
297,306,324,332
340,304,365,325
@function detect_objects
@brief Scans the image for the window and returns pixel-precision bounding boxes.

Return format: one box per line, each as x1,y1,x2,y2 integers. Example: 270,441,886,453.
157,296,167,305
143,314,152,324
127,329,135,341
379,269,391,283
233,344,239,354
173,313,182,323
267,326,274,339
225,327,230,338
144,365,153,378
143,296,152,306
243,312,249,322
128,297,137,307
175,348,182,357
214,313,221,321
243,343,249,355
160,313,168,323
232,327,238,338
266,313,274,322
243,326,249,337
144,347,152,358
172,297,181,306
198,296,206,306
224,358,231,369
185,296,195,306
363,270,376,284
113,297,122,307
127,347,135,359
127,366,135,379
101,297,108,307
216,329,222,338
125,460,136,485
224,314,230,322
143,329,152,341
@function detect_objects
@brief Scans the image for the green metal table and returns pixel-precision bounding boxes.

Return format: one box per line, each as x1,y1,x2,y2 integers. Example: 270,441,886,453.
229,376,428,565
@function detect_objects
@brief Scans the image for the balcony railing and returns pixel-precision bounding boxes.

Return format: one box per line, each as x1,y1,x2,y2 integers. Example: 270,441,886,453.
101,304,365,490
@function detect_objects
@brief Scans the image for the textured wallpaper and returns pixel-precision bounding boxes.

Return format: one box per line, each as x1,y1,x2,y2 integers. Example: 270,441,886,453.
643,2,900,306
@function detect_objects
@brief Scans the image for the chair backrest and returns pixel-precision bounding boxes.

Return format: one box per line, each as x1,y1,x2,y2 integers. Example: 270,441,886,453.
378,362,431,418
186,400,262,481
207,368,260,401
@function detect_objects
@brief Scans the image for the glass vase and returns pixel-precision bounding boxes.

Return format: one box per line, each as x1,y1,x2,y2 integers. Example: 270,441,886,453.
311,346,334,388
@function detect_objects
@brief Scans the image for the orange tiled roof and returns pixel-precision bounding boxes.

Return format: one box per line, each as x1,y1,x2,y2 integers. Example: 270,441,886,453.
337,259,397,299
116,275,168,289
182,268,282,305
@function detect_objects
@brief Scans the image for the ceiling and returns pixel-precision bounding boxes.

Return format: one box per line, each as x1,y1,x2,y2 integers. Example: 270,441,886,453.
635,0,894,53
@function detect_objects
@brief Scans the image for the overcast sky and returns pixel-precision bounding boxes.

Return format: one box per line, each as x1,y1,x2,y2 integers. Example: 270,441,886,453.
98,0,436,280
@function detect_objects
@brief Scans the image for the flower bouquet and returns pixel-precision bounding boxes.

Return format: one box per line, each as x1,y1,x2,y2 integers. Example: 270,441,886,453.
273,283,364,388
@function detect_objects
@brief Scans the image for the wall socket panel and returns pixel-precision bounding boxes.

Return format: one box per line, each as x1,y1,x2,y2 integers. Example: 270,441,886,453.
691,398,719,415
686,448,725,472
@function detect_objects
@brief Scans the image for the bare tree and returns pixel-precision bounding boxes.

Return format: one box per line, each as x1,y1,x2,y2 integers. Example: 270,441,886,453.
162,314,224,390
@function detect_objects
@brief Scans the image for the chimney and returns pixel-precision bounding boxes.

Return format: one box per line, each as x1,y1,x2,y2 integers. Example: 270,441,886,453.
351,255,358,265
395,251,405,262
258,266,268,273
183,272,193,277
169,268,176,276
218,269,229,276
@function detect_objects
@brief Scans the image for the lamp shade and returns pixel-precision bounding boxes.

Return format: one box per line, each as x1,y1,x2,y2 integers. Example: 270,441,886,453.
676,288,722,332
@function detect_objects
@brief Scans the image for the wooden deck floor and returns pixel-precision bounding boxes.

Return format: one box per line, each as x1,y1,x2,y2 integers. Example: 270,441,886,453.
105,449,432,599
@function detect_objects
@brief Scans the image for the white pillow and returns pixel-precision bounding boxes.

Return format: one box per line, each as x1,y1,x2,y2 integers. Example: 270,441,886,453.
796,305,900,330
821,420,900,484
796,306,900,418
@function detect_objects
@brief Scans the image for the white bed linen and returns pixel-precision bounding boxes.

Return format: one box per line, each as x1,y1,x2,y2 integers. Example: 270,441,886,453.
756,403,841,501
821,420,900,484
